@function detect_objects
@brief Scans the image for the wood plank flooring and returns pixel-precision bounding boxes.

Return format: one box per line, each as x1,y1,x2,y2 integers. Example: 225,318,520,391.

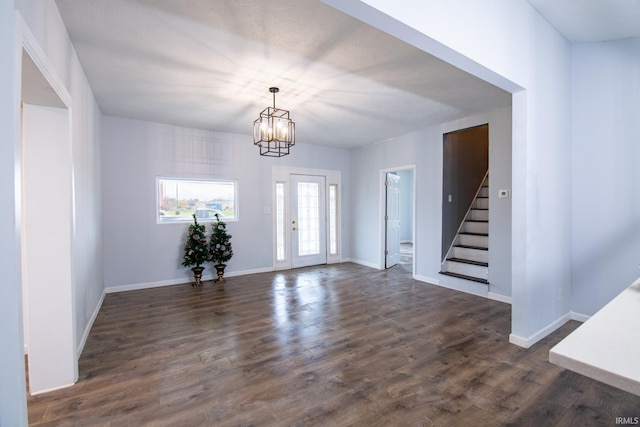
28,263,640,426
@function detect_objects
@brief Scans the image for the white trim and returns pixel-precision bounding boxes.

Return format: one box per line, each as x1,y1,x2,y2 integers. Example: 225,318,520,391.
20,15,78,386
414,275,441,285
155,176,239,224
20,18,71,108
76,290,105,360
570,311,590,323
508,334,529,348
29,381,77,396
416,275,513,305
29,383,75,396
488,292,512,304
509,312,572,348
347,258,381,270
414,275,512,304
105,267,272,294
416,274,488,298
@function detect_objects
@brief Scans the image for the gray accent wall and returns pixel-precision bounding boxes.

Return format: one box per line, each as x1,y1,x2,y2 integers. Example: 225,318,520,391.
101,116,352,288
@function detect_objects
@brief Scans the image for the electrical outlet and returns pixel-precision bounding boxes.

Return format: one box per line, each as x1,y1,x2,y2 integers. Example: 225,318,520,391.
557,288,563,301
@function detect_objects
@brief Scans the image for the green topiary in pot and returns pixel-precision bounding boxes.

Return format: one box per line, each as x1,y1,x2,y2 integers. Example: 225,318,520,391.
182,214,210,286
209,213,233,283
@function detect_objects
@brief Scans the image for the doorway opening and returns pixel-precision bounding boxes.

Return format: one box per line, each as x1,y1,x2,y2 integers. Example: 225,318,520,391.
441,124,489,260
21,46,77,395
380,166,415,275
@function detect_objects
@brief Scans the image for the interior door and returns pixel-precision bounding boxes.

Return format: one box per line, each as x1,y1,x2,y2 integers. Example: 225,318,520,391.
385,173,401,268
291,174,327,268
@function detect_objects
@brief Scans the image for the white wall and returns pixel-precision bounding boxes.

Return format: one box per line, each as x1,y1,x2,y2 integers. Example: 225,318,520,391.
101,116,351,289
350,108,512,299
571,38,640,316
0,0,105,412
0,2,29,425
329,0,572,346
396,169,414,242
17,0,104,364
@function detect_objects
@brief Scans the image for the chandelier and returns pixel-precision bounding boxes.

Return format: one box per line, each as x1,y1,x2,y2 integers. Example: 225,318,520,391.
253,87,295,157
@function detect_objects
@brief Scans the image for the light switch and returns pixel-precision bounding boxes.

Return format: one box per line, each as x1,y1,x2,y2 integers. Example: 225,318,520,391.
448,194,452,203
498,189,511,198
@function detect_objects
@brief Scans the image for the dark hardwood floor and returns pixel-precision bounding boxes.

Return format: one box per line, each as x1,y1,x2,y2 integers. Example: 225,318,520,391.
28,263,640,426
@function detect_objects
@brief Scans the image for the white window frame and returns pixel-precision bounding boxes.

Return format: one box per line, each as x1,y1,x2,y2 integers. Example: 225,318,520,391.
156,176,238,224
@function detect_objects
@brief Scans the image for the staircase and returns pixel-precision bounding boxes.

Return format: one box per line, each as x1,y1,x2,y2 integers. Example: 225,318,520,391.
440,173,489,284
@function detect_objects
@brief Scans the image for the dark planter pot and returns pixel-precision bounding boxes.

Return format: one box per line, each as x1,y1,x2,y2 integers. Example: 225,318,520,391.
191,266,205,287
214,264,227,283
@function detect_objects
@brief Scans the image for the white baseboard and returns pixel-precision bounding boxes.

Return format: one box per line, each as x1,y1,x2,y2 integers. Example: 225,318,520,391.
508,333,529,348
415,274,512,306
347,258,381,270
105,267,273,294
106,276,194,294
570,311,590,322
509,312,572,348
29,381,76,396
488,292,512,304
414,275,440,285
76,290,106,360
416,274,488,298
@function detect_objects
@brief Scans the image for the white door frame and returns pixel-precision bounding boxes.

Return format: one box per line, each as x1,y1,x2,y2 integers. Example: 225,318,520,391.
272,166,341,270
21,22,78,394
379,165,416,276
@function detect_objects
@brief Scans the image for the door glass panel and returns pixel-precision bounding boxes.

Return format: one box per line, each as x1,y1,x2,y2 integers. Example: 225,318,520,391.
297,182,320,256
276,182,286,261
329,184,337,255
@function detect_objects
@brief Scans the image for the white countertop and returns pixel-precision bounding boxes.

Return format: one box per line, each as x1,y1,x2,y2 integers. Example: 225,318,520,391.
549,277,640,396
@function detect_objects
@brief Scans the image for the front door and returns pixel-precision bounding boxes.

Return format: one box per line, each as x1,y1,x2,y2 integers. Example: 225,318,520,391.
291,174,327,268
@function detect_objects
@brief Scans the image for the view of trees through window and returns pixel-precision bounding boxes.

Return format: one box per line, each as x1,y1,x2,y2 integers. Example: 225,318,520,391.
158,178,237,223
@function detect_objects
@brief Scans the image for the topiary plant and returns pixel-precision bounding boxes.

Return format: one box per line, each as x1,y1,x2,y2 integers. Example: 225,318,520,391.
209,213,233,265
182,214,209,286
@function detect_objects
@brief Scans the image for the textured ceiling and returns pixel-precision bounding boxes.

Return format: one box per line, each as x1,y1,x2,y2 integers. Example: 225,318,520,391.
49,0,639,149
53,0,511,148
527,0,640,42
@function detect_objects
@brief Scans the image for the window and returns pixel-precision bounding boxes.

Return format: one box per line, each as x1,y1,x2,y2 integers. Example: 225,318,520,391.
157,177,237,223
329,184,338,255
297,181,321,256
276,182,286,261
